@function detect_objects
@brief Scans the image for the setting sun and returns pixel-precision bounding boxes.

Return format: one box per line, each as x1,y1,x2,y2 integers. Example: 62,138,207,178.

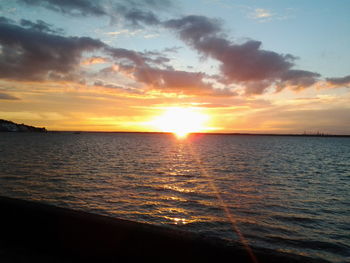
150,107,209,137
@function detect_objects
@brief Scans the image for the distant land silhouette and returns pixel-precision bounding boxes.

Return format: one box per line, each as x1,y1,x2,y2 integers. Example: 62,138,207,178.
0,119,46,132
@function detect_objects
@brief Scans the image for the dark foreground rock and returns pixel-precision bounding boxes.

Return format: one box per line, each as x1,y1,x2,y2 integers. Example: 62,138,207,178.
0,119,46,132
0,196,329,263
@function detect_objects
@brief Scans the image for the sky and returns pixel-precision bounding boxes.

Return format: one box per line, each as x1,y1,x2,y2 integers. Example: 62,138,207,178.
0,0,349,134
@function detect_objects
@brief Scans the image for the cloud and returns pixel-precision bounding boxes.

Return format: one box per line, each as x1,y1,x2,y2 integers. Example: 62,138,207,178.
165,15,320,95
326,75,350,86
142,50,171,66
121,8,160,26
165,15,222,43
117,64,236,97
97,43,234,97
106,47,146,66
102,47,169,68
112,0,173,26
104,47,171,70
278,70,321,91
0,18,105,81
0,92,19,100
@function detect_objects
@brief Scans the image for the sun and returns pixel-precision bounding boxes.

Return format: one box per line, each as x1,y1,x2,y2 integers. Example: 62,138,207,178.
150,107,209,138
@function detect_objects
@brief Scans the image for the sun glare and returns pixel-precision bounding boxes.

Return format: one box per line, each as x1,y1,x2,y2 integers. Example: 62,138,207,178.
150,107,209,138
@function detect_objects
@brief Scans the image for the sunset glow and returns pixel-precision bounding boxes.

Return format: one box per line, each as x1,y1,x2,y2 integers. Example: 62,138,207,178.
150,108,209,137
0,1,349,134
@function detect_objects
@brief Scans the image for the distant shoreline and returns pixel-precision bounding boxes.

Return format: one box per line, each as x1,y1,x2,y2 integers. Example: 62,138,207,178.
49,131,350,138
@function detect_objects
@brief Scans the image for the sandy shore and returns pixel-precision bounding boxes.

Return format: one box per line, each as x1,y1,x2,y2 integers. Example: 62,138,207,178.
0,196,328,263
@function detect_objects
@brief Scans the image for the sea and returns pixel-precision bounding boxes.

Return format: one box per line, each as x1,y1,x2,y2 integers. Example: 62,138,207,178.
0,132,349,262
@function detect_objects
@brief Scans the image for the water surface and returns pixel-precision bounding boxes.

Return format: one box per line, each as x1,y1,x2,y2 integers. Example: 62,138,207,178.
0,133,349,262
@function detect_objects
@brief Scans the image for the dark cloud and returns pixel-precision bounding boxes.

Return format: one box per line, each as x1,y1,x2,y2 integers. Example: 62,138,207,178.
20,19,64,34
106,48,171,68
244,80,272,95
112,0,173,26
106,47,146,66
142,51,171,66
0,93,19,100
111,0,173,27
165,15,221,43
0,18,104,81
121,8,160,26
118,64,236,96
277,70,321,91
135,67,208,89
326,75,350,86
165,15,320,94
212,40,294,82
281,70,320,84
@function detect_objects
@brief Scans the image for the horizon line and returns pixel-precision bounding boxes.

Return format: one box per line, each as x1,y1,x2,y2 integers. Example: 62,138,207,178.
48,131,350,137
